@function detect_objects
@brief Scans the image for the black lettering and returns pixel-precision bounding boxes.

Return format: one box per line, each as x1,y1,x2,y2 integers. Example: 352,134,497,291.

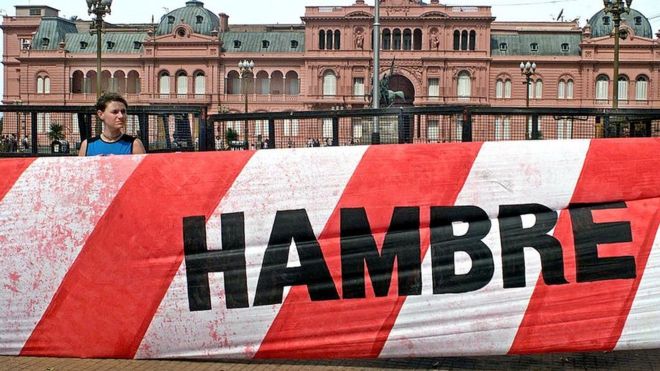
254,209,339,306
183,213,249,311
500,204,567,288
570,202,635,282
431,206,494,294
340,207,421,299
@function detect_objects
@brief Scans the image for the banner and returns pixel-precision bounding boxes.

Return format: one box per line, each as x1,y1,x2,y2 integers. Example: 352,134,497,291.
1,139,659,359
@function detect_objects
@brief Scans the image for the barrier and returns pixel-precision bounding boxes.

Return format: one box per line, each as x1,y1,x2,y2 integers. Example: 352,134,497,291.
1,138,659,359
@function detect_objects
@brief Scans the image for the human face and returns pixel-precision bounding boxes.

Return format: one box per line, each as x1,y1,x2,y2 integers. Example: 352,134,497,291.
98,101,127,132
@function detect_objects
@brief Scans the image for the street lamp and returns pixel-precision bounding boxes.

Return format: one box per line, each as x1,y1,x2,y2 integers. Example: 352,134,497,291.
238,60,254,149
603,0,632,110
520,61,536,139
87,0,112,137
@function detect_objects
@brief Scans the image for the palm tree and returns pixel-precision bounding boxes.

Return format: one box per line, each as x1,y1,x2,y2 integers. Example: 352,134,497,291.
48,123,65,141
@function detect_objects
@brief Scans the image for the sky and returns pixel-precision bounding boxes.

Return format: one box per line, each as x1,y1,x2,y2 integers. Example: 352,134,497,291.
0,0,659,98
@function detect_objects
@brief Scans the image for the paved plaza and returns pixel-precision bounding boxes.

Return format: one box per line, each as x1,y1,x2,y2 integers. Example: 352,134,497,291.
3,349,660,370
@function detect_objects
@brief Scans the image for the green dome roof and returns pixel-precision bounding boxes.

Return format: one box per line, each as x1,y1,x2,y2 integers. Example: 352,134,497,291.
587,8,652,39
156,1,219,36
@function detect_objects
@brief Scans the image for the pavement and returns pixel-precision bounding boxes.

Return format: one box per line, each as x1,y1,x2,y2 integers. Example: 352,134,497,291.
3,349,660,371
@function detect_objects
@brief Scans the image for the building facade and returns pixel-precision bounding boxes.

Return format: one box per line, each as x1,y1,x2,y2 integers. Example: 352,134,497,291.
1,0,659,145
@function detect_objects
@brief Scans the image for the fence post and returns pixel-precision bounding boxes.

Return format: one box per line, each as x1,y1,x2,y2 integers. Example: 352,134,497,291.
30,112,38,154
332,116,339,146
461,109,472,142
531,113,540,140
198,110,208,152
268,118,276,149
138,113,149,151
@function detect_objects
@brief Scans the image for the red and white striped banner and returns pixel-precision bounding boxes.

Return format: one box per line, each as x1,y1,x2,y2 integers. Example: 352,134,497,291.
1,139,659,359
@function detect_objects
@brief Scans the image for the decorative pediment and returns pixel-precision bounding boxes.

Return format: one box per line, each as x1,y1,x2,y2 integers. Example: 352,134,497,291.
420,11,449,18
345,11,372,18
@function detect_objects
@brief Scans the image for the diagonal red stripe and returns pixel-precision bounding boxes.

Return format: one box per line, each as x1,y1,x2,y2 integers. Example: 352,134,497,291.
256,143,482,359
510,138,660,353
21,152,253,358
0,158,35,202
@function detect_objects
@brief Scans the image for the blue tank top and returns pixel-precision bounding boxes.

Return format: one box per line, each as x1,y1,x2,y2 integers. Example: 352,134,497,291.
85,135,136,156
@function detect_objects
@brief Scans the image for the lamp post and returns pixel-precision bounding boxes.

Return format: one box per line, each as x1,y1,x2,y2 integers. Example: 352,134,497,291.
371,0,381,144
238,60,254,149
87,0,112,137
520,61,536,139
603,0,632,110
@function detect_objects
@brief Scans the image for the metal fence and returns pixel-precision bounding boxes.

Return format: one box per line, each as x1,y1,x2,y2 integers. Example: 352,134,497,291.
1,105,658,156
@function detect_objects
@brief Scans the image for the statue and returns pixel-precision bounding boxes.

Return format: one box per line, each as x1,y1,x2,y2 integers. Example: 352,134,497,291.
376,59,405,107
354,29,364,49
430,31,440,49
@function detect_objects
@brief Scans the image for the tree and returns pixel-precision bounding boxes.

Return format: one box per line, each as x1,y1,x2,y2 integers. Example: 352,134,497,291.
48,122,65,141
0,115,4,135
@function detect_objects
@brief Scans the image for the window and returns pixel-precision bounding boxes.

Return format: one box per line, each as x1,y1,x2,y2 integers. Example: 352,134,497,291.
636,76,648,101
322,118,333,139
233,40,241,48
159,72,170,97
461,30,468,50
323,70,337,96
495,116,511,140
403,29,412,50
496,80,504,98
290,40,299,49
80,41,88,49
168,16,175,24
196,15,204,24
566,79,574,99
21,39,31,50
262,40,270,49
427,120,439,141
106,41,115,50
326,30,334,50
560,43,570,53
530,43,538,52
499,42,507,52
383,29,391,50
284,119,299,136
393,29,402,50
37,76,50,94
285,71,300,95
353,77,364,96
558,80,566,99
41,38,49,47
602,16,610,25
29,8,41,16
133,41,142,50
469,30,476,51
453,30,460,50
457,71,471,98
618,76,628,101
428,78,440,98
596,75,609,100
557,118,573,139
334,30,341,50
534,79,543,99
177,72,188,97
226,71,241,94
504,80,512,98
318,30,326,49
194,73,205,97
634,16,642,26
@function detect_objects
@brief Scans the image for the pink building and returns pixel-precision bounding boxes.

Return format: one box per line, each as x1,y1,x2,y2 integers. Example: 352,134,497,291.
1,0,659,145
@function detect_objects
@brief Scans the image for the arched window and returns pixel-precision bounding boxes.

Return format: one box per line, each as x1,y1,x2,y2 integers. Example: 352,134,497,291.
127,70,141,94
618,76,629,101
194,72,205,97
383,29,391,50
334,30,341,50
504,80,512,98
566,79,574,99
71,70,84,93
101,71,111,93
461,30,468,50
469,30,476,51
326,30,333,50
636,75,648,101
37,75,50,94
558,80,566,99
319,30,326,50
86,70,97,94
159,72,170,97
113,70,126,94
323,70,337,97
176,71,188,97
285,71,300,95
413,29,422,50
256,71,270,95
227,71,241,94
453,30,460,50
596,75,609,100
496,79,504,99
457,71,471,98
393,29,402,50
270,71,284,94
403,29,412,50
534,79,543,99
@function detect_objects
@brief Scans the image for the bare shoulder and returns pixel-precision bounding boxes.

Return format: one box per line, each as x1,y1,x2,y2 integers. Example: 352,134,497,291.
133,138,146,154
78,139,88,157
